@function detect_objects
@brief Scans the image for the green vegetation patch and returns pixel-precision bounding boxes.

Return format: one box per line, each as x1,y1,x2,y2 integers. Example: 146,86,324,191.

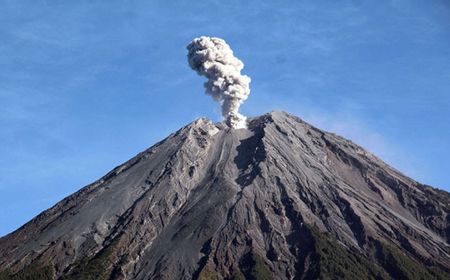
305,226,390,280
249,252,272,280
376,241,450,280
239,251,273,280
304,225,450,280
0,263,54,280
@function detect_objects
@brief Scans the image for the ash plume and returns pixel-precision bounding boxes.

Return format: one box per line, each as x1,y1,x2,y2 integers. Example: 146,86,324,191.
187,36,251,129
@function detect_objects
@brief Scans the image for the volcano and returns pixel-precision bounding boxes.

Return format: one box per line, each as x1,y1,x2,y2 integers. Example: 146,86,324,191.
1,111,449,280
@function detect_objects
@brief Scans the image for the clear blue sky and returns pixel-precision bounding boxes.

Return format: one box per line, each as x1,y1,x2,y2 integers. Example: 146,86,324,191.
1,0,449,237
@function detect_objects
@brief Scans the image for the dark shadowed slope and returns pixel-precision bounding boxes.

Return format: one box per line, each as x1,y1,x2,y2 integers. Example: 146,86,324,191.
1,111,449,280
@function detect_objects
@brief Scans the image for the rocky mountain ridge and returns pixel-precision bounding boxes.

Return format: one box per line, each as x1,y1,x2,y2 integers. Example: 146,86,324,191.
1,111,449,280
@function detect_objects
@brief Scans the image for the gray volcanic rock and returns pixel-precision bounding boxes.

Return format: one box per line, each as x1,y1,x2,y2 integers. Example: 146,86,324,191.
1,111,449,280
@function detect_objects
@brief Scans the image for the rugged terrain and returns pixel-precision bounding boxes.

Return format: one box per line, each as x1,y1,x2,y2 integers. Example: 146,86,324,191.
1,111,449,280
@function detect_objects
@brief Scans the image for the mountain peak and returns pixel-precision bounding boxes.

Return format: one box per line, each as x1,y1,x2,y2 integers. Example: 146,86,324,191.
1,112,449,280
188,110,299,129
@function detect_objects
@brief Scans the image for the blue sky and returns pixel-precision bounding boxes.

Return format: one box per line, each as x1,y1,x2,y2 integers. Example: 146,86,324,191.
0,0,449,236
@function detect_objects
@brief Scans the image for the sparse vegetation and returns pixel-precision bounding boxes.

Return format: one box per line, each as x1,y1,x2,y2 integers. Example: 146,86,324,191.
249,253,272,280
0,263,54,280
2,234,450,280
61,240,118,280
376,241,450,280
305,226,390,280
198,265,218,280
0,270,11,280
239,251,273,280
198,253,273,280
231,270,246,280
303,225,450,280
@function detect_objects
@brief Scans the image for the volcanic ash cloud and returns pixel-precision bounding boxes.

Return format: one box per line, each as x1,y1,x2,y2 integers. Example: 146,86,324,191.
187,36,251,129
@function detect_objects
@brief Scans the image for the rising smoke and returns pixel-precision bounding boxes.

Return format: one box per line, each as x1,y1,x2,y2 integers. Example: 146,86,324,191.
187,36,251,129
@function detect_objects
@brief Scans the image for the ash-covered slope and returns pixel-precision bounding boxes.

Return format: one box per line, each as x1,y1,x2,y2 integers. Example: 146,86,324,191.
1,111,450,280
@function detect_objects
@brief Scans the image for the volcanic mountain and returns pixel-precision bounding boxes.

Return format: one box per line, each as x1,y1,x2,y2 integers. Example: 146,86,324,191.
1,111,449,280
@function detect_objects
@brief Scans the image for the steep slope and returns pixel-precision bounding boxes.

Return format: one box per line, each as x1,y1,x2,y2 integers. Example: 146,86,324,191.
1,111,449,280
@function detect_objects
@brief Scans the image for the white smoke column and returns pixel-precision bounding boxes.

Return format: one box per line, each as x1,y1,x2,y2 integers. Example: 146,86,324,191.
187,36,251,129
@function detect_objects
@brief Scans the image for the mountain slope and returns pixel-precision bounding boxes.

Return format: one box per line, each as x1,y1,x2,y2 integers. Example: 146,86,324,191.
1,111,449,280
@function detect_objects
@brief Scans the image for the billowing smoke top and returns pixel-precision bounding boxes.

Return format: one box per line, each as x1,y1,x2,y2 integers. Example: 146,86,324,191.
187,36,251,129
